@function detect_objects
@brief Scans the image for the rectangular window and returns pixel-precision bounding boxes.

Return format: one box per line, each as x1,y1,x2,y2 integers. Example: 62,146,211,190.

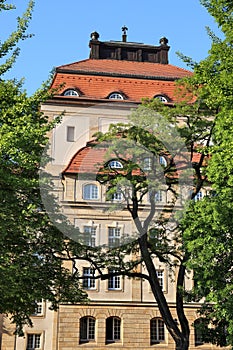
33,300,43,316
108,227,121,248
155,190,163,202
108,270,121,290
83,226,96,247
67,126,75,142
27,334,41,350
157,270,164,290
83,267,95,289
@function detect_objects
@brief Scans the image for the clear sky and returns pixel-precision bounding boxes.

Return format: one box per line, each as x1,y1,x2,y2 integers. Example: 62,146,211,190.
1,0,222,96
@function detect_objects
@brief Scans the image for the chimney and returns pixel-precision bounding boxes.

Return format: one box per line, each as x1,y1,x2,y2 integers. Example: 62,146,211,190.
121,25,128,42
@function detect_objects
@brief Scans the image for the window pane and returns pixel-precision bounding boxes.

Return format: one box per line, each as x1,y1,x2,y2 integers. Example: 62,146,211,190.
106,317,121,341
83,184,98,200
108,227,121,248
80,317,95,341
67,126,75,142
27,334,41,349
151,318,165,343
83,268,95,289
83,226,96,247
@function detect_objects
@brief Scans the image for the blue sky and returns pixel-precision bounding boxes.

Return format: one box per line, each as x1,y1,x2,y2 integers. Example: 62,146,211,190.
2,0,222,95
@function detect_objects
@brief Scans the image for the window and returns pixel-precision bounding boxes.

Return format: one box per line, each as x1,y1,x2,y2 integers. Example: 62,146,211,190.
83,226,96,247
154,95,168,103
150,318,165,344
82,267,95,289
156,270,164,289
194,191,203,201
108,227,121,248
194,319,205,346
33,300,43,316
108,160,123,169
108,92,124,100
83,184,98,200
112,190,123,201
108,269,121,290
80,316,95,343
63,89,79,96
26,334,41,350
143,157,152,171
190,190,203,201
155,190,163,202
106,317,121,342
67,126,75,142
159,156,167,167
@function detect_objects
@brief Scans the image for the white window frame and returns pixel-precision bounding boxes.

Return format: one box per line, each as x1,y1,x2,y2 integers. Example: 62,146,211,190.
80,316,95,342
108,92,124,100
108,226,121,248
108,269,121,290
156,270,164,290
150,318,165,344
26,333,42,350
64,89,79,96
32,300,44,316
108,160,123,169
154,95,168,103
106,317,121,342
83,225,96,247
82,267,96,290
83,184,99,200
159,156,167,167
155,190,163,202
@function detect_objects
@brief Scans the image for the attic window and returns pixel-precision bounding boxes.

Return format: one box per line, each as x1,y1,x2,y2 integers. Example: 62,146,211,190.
109,160,123,169
108,92,124,100
154,95,168,103
63,89,79,96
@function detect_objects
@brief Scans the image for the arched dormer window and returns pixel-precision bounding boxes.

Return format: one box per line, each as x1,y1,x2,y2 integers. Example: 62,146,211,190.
154,95,168,103
108,92,124,100
63,89,79,96
108,160,123,169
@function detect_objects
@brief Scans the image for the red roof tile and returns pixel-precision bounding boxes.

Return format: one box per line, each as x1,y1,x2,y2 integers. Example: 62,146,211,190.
57,59,192,80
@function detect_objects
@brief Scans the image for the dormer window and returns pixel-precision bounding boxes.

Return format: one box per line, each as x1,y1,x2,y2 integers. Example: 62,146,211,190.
154,95,168,103
108,92,124,100
108,160,123,169
63,89,79,96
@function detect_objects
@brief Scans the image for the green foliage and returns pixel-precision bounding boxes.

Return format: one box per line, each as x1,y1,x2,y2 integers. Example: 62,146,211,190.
0,1,35,76
0,2,87,334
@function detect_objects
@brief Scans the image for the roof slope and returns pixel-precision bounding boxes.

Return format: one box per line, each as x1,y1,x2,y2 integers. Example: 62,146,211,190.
57,59,192,80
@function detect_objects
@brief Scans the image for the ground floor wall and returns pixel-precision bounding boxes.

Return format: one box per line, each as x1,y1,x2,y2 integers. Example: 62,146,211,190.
1,303,228,350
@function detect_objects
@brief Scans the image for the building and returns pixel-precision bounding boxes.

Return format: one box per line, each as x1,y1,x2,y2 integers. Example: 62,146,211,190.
1,29,224,350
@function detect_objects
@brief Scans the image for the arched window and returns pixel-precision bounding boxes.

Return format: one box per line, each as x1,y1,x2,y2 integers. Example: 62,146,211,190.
106,317,121,343
108,92,124,100
63,89,79,96
80,316,95,343
108,160,123,169
194,319,205,346
150,318,165,344
83,184,98,200
154,95,168,103
159,156,167,167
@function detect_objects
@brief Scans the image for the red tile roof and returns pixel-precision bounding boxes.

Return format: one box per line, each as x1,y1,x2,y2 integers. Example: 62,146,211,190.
56,59,192,80
51,59,192,103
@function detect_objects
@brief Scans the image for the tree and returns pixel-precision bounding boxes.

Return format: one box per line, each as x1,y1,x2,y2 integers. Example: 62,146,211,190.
78,96,212,350
0,1,87,334
180,0,233,347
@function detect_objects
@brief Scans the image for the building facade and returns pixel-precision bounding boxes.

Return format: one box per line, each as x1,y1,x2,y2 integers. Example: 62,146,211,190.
1,30,226,350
